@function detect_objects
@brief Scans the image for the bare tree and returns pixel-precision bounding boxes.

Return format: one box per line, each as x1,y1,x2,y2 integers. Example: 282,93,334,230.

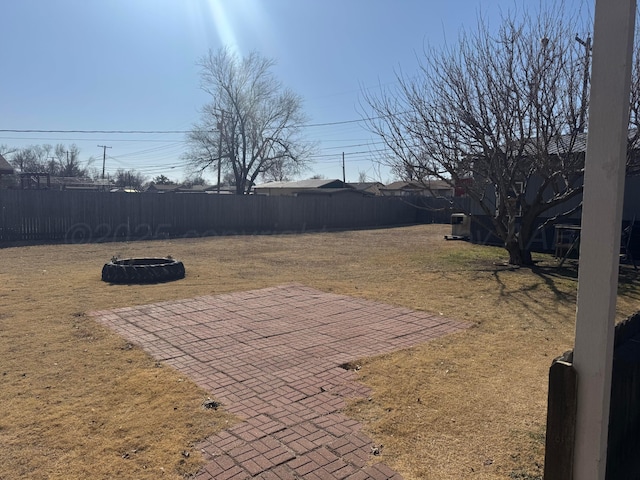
185,48,313,194
113,169,146,190
54,144,88,177
9,143,90,177
260,156,301,183
182,174,206,187
627,32,640,173
10,144,54,173
151,174,176,185
363,6,591,266
222,172,236,186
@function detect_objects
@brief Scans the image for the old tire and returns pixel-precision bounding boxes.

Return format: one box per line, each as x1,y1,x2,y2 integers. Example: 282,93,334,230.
101,258,185,284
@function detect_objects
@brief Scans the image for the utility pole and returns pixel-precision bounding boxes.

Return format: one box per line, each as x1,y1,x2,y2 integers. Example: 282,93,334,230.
97,145,112,180
575,34,592,133
342,152,346,183
217,110,225,194
217,130,222,194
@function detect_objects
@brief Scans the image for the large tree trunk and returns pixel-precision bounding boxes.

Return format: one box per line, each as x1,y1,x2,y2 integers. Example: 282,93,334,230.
505,240,533,266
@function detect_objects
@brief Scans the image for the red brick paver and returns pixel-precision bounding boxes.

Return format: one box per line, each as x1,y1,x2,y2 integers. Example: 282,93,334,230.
92,284,470,479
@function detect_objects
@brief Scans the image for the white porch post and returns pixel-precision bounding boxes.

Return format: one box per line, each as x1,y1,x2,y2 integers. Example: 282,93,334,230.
572,0,636,479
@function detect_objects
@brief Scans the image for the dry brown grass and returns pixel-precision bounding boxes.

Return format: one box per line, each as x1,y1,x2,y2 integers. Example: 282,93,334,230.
1,224,638,479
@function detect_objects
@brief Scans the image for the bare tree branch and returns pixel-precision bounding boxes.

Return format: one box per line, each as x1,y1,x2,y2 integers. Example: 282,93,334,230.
362,4,593,266
184,48,313,193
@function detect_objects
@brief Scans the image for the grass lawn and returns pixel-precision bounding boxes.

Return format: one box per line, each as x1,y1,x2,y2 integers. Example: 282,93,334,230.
1,224,638,479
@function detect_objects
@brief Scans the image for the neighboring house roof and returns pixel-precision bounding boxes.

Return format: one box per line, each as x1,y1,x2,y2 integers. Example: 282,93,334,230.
383,181,423,191
295,188,375,197
50,176,98,186
497,130,637,156
545,132,587,156
421,179,454,191
256,179,351,189
145,183,180,193
204,185,236,194
381,180,454,196
347,182,384,195
176,185,209,193
146,183,233,194
544,131,640,175
52,177,109,191
0,154,14,175
254,179,355,196
19,174,108,190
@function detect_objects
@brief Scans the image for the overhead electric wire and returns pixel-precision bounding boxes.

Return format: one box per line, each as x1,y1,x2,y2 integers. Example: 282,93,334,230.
107,141,186,159
0,111,405,135
0,136,184,143
1,110,400,180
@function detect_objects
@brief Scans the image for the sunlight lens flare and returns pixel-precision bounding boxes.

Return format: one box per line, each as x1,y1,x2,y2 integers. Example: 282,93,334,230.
207,0,238,52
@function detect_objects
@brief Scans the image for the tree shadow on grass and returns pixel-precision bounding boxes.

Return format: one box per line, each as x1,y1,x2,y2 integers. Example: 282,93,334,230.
616,263,640,300
531,260,640,302
529,263,578,303
488,265,575,328
482,258,576,311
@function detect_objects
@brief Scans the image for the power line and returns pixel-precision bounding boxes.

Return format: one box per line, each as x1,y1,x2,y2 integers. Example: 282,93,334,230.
307,148,388,160
0,115,399,179
0,112,402,135
0,129,189,134
0,136,186,143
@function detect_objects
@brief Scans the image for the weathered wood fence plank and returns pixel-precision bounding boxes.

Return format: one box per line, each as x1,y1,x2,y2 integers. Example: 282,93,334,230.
544,313,640,479
0,190,453,243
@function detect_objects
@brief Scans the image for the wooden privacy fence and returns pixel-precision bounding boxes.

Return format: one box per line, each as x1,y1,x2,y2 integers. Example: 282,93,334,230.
0,190,453,243
544,312,640,479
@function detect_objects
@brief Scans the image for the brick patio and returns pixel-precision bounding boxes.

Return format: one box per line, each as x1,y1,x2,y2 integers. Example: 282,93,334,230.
91,284,470,479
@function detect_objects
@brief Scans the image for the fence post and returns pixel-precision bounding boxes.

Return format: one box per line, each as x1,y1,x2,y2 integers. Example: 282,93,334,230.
544,355,577,480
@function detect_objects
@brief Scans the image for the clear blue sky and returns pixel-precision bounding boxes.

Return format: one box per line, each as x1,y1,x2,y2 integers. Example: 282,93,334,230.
0,0,591,184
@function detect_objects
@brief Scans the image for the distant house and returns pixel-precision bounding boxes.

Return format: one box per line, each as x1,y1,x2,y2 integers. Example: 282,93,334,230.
380,180,454,198
19,173,108,191
457,131,640,251
253,179,354,196
0,154,13,176
0,154,15,187
144,183,234,194
202,185,235,194
295,188,374,198
144,183,180,193
347,182,384,196
177,184,235,194
176,185,209,194
50,177,109,191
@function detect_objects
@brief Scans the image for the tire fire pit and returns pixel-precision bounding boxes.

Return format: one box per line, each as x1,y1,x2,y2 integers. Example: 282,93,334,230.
101,257,185,284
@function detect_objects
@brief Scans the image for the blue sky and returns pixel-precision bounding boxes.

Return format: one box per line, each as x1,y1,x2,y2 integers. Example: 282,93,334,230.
0,0,591,184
